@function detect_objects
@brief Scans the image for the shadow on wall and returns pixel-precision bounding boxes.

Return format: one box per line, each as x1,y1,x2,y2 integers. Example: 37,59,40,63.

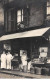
46,14,50,26
0,24,4,36
46,20,50,26
0,42,3,56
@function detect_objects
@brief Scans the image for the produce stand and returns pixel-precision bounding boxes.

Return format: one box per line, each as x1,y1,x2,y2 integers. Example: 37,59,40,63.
30,60,50,75
32,62,45,67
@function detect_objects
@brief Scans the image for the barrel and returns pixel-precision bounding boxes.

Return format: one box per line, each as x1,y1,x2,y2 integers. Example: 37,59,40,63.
45,68,49,75
41,67,46,75
35,67,42,75
23,65,27,73
30,67,35,74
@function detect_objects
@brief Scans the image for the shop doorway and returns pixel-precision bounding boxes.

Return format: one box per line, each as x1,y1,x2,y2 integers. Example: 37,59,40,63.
11,38,31,70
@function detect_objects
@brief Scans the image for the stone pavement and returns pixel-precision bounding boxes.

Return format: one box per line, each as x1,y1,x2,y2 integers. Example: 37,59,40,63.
0,73,26,79
0,69,50,79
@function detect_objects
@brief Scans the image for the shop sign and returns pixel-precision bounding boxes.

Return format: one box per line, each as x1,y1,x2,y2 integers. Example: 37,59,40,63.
4,44,11,50
39,47,48,53
40,52,47,57
39,47,48,58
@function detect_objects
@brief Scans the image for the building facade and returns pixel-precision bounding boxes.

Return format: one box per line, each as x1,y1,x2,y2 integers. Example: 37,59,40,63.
0,0,50,70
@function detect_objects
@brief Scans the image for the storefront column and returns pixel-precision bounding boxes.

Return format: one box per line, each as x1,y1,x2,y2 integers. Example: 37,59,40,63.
30,38,33,59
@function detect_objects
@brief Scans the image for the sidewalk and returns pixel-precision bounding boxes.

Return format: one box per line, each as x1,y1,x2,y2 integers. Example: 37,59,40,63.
0,69,50,79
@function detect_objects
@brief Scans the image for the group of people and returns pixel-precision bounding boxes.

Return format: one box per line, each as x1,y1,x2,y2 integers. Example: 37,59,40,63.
1,50,13,69
0,50,31,71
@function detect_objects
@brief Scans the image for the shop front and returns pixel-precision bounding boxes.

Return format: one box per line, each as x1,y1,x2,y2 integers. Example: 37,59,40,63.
0,27,50,74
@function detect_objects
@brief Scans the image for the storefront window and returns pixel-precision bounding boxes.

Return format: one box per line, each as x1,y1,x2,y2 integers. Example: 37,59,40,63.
5,8,30,32
17,9,23,23
5,9,15,32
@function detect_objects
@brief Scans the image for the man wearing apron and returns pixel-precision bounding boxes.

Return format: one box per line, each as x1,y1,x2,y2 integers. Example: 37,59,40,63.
1,51,7,69
6,51,13,69
21,52,27,72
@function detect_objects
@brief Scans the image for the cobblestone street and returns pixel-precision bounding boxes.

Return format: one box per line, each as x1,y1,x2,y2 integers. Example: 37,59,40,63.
0,73,26,79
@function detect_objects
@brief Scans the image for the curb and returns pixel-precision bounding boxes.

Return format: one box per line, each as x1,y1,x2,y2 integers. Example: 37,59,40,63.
0,70,35,79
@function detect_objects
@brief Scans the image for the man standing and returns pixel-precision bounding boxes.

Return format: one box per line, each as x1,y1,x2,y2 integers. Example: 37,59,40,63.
1,50,7,69
6,51,13,69
21,52,27,72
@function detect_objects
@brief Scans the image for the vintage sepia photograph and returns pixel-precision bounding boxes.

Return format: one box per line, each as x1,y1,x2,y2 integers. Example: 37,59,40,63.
0,0,50,79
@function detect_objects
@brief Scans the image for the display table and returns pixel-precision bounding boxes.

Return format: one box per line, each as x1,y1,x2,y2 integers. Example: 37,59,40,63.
45,63,50,68
31,62,50,68
31,62,46,67
31,62,50,75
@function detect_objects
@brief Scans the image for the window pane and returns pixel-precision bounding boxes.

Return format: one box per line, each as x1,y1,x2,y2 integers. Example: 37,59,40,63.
22,14,23,21
11,10,14,20
17,10,21,16
8,21,11,32
17,16,21,23
5,11,8,32
22,9,23,21
17,10,24,23
11,21,14,31
22,9,23,15
8,11,11,21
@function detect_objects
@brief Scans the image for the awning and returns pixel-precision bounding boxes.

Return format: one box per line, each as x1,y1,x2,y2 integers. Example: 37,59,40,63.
0,27,50,41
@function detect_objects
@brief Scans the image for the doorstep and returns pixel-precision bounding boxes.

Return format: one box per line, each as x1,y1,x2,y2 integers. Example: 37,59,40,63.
0,69,50,79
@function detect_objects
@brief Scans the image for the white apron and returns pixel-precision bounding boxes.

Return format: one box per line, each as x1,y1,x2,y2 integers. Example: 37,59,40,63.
28,61,31,70
6,53,13,69
1,53,6,69
21,55,27,66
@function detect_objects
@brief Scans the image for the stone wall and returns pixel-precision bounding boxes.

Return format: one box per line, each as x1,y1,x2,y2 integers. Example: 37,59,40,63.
46,0,50,26
0,2,4,26
29,3,45,27
0,2,4,36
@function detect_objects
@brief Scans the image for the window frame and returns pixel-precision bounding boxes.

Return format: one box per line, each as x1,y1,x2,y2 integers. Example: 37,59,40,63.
17,9,23,24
